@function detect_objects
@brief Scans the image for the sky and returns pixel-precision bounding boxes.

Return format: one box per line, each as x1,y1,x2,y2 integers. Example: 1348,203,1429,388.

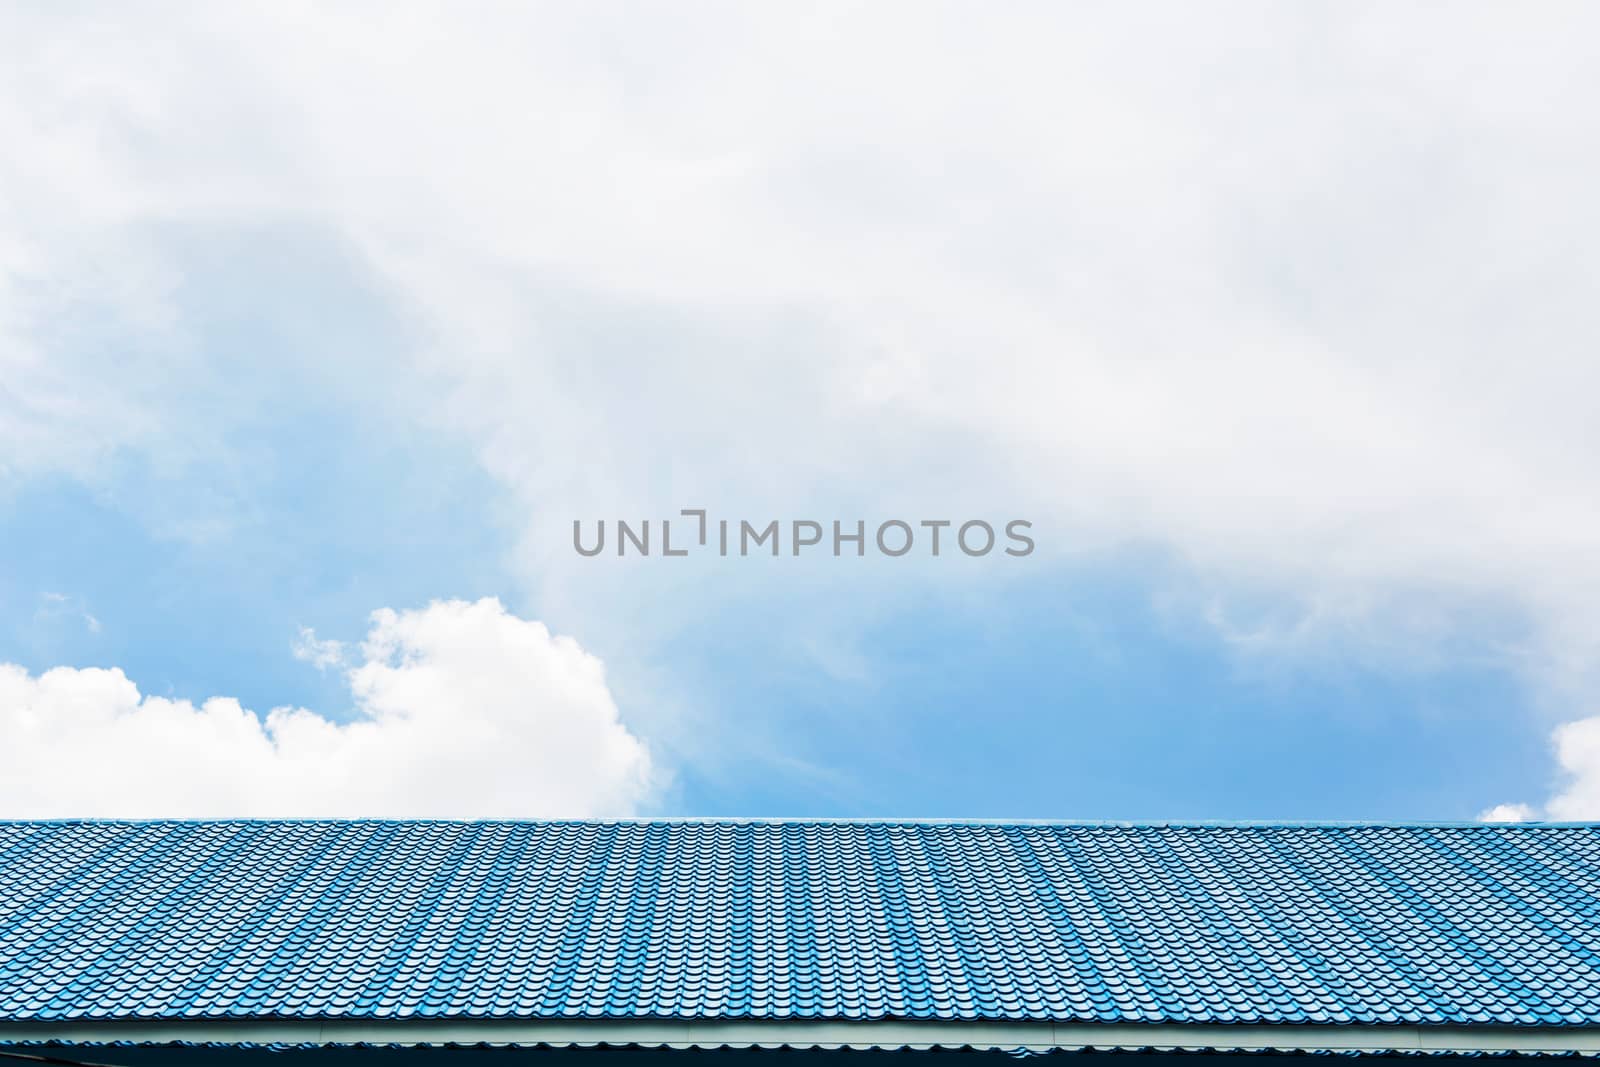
2,3,1599,821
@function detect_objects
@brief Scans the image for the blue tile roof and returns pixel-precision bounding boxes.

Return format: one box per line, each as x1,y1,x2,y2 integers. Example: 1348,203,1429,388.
0,820,1597,1028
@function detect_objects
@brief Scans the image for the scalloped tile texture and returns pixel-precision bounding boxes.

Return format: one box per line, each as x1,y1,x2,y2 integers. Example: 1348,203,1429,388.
1,821,1597,1026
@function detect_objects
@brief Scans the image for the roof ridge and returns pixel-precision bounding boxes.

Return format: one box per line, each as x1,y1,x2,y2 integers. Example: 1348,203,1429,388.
3,817,1597,828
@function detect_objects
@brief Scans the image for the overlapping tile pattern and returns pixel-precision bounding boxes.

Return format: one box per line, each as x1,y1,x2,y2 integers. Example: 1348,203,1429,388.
1,821,1597,1026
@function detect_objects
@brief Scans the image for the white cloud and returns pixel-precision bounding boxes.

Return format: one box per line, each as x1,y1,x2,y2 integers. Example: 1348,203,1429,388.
1477,803,1536,824
5,5,1600,796
1480,717,1600,821
291,625,345,671
0,598,655,818
1547,717,1600,820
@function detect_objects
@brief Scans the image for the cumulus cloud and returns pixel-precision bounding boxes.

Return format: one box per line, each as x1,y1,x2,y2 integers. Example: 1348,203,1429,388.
0,598,654,818
1477,803,1536,824
1548,719,1600,819
1480,717,1600,821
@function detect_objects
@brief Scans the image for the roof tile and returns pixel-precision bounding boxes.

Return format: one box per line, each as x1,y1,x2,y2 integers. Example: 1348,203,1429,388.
0,821,1597,1026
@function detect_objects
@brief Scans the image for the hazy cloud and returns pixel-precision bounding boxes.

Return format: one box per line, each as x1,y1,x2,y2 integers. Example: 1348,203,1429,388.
4,4,1600,807
291,625,345,671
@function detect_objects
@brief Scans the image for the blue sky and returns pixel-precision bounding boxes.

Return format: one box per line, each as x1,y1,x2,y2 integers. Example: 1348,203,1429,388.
0,464,1549,820
2,4,1598,821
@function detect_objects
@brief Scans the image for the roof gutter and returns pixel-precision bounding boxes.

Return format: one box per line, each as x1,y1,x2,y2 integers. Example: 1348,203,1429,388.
2,1019,1599,1055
